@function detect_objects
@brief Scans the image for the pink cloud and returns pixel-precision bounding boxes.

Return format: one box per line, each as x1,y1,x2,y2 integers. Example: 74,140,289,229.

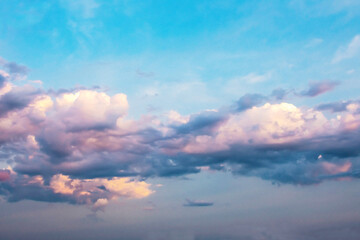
0,170,10,181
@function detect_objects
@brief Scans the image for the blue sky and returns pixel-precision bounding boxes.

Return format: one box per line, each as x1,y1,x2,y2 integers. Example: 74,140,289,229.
2,0,360,114
1,1,360,239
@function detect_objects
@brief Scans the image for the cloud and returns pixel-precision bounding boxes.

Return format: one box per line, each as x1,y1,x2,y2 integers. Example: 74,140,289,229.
305,38,324,48
1,82,359,187
175,102,360,184
174,110,227,135
183,199,214,207
300,81,338,97
0,169,10,181
316,100,360,113
0,59,360,209
235,93,268,111
333,34,360,63
0,57,29,81
224,72,272,95
136,69,155,78
271,88,288,100
61,0,100,19
0,85,42,117
4,62,29,76
234,88,291,112
0,70,9,88
239,72,271,84
0,172,152,211
54,90,128,131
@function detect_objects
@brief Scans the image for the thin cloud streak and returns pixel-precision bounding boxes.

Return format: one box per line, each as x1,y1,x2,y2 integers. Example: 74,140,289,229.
183,199,214,207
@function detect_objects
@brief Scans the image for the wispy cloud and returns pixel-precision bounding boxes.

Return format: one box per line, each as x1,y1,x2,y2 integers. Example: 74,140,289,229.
333,34,360,63
61,0,100,19
300,81,339,97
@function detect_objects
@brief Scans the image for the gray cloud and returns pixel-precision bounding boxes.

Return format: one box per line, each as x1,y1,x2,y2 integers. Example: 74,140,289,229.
183,199,214,207
300,81,339,97
317,100,360,113
271,88,288,100
0,71,9,88
0,57,29,81
236,93,268,111
0,87,41,117
174,111,228,135
4,62,29,76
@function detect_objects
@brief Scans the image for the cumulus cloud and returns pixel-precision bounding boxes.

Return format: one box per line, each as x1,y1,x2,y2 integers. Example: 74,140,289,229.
0,172,152,211
0,58,360,209
49,174,152,211
54,90,128,131
173,101,360,184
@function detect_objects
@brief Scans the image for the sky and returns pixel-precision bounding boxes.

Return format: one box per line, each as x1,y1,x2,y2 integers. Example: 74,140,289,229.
0,0,360,239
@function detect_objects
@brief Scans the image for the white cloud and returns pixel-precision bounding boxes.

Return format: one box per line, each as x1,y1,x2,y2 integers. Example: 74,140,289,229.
305,38,323,48
239,72,272,84
332,34,360,63
224,72,272,96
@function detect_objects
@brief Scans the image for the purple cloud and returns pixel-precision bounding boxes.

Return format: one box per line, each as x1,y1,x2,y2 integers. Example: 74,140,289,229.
300,81,339,97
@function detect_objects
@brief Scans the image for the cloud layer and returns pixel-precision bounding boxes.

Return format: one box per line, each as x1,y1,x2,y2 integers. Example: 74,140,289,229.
0,58,359,210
